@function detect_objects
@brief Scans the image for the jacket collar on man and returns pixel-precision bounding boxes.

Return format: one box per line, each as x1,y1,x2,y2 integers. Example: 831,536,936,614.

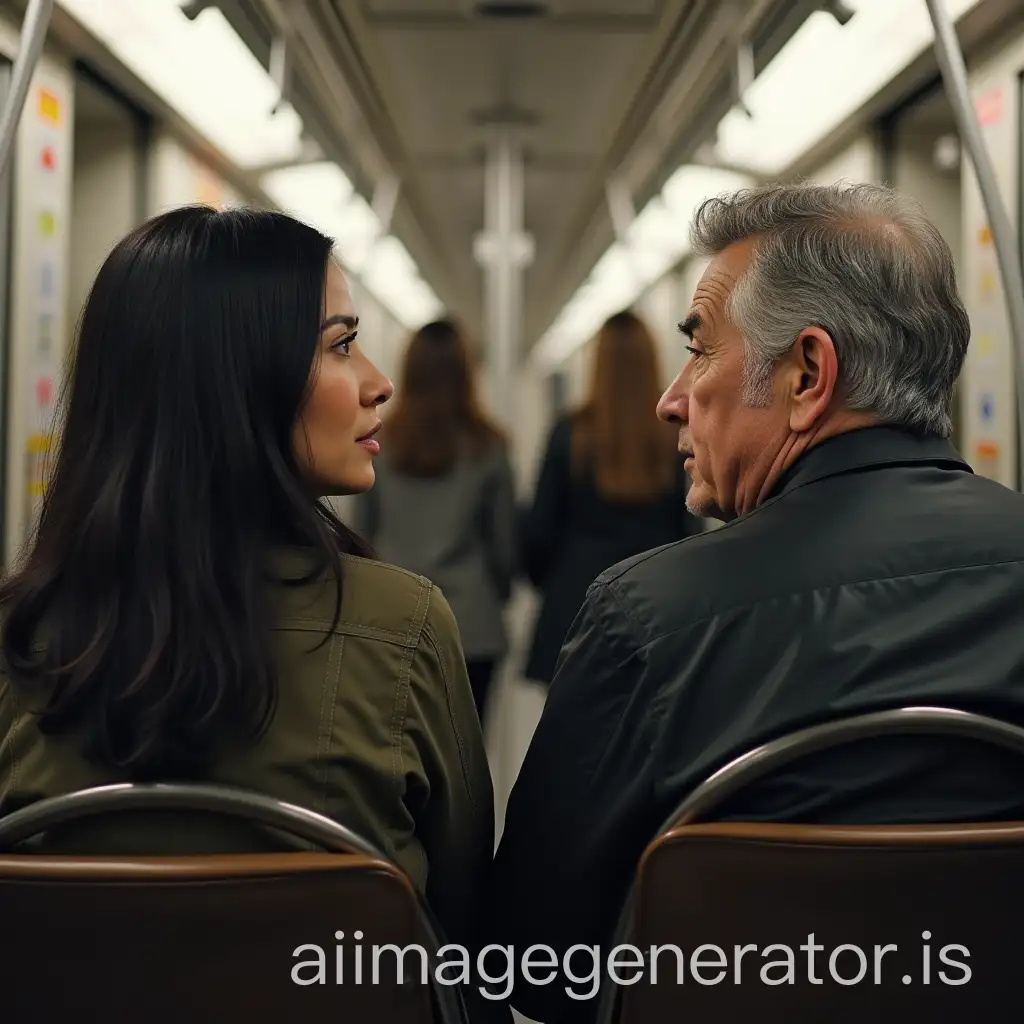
766,425,972,504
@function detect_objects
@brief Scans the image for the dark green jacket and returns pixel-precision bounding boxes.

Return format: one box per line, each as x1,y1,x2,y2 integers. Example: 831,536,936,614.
0,548,494,950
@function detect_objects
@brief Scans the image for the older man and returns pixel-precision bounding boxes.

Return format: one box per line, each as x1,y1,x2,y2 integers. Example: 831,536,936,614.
488,182,1024,1023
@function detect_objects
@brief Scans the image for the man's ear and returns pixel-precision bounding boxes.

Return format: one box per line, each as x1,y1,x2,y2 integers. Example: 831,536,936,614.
787,326,839,432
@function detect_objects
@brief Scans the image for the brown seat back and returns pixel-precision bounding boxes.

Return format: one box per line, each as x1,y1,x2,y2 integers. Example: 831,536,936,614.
597,707,1024,1023
0,783,466,1023
0,851,443,1022
613,820,1024,1023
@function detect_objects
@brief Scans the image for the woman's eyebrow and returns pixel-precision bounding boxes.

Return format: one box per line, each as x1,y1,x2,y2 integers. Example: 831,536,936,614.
321,314,359,332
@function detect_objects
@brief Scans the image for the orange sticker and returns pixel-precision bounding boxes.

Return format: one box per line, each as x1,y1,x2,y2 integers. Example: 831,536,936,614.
973,440,999,480
978,225,992,245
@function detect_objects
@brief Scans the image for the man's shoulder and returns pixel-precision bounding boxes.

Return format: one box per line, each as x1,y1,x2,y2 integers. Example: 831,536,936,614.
589,463,1024,645
597,513,755,588
586,527,736,643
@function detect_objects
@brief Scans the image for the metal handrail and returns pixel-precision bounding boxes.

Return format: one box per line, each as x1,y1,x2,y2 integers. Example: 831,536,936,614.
924,0,1024,488
0,780,381,854
0,0,54,182
662,705,1024,830
0,780,468,1024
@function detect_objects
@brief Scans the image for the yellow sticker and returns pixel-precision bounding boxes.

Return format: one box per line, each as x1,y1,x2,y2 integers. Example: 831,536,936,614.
38,89,60,124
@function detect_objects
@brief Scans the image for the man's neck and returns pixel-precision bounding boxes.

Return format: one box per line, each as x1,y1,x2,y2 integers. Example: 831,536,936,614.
748,410,880,513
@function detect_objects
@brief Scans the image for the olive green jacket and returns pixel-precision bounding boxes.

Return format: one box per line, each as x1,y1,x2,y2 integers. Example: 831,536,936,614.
0,548,494,950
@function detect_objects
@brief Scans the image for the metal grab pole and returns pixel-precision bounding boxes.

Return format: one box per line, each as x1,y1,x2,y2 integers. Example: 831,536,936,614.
0,0,55,182
924,0,1024,488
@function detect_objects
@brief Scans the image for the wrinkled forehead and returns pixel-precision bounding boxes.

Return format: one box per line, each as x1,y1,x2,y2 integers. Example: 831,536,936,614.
688,239,756,334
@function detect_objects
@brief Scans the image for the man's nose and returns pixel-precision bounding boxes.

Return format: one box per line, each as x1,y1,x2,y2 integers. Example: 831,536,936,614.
657,377,687,423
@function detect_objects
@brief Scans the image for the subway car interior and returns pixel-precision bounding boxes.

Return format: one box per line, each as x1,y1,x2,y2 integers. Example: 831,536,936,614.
0,0,1023,1021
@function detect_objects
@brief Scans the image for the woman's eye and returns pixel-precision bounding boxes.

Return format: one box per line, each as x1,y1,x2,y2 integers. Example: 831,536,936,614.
685,345,703,359
332,331,357,355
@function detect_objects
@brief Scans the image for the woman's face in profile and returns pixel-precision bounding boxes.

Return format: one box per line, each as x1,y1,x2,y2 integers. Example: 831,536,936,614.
293,262,393,494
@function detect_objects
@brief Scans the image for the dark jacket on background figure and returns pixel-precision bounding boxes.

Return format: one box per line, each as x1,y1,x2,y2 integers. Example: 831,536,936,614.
521,414,698,683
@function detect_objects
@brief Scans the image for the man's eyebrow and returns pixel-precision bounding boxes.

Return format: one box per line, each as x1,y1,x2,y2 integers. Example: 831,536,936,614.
678,313,701,339
321,314,359,332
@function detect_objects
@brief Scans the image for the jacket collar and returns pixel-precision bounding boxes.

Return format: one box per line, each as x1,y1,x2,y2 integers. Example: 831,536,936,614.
767,425,971,502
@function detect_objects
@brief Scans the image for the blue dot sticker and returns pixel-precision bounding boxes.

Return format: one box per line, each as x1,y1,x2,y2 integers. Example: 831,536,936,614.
980,392,995,422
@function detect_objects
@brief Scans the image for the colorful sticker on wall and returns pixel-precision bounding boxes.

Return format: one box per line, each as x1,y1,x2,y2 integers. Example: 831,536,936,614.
979,392,995,424
40,145,56,171
38,89,60,124
24,432,52,503
973,440,999,480
978,225,992,246
39,261,54,301
38,210,55,237
35,376,53,412
974,87,1003,127
36,313,53,360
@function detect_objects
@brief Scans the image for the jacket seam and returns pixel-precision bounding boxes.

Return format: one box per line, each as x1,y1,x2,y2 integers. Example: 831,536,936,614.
623,556,1024,653
599,577,644,642
1,685,20,804
422,616,476,810
392,579,431,807
315,633,344,817
597,459,970,587
271,618,419,646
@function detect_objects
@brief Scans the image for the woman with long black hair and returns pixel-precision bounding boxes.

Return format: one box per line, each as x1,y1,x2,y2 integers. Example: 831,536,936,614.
0,206,493,951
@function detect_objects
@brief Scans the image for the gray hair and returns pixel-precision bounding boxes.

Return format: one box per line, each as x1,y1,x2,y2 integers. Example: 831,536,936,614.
689,181,970,437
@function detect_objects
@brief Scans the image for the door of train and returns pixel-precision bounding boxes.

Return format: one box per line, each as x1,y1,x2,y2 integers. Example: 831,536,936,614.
0,65,149,571
68,67,149,324
0,59,12,570
882,78,965,451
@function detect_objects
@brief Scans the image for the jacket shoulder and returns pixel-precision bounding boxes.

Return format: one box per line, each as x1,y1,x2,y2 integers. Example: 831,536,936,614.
586,528,728,644
273,553,439,649
595,528,710,588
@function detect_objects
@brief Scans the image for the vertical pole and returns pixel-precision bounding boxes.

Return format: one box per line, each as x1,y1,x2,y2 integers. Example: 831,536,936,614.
481,124,525,426
924,0,1024,488
0,0,55,182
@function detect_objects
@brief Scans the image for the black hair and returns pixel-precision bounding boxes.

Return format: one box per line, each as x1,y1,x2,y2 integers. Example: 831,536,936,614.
0,205,371,777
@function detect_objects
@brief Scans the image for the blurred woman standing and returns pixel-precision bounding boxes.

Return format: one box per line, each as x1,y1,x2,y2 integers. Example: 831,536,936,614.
353,318,516,726
522,308,698,686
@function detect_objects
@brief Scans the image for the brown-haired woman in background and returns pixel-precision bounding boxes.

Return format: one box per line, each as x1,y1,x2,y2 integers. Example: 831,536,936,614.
522,308,699,686
353,318,516,725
